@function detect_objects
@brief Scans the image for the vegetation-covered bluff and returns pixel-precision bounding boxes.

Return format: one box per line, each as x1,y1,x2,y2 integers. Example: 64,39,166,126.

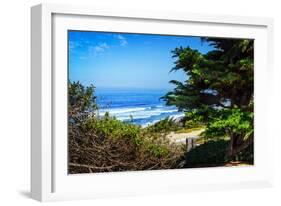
68,37,254,174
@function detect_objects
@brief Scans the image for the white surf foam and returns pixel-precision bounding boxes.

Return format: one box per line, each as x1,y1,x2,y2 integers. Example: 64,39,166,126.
100,106,178,120
99,107,147,116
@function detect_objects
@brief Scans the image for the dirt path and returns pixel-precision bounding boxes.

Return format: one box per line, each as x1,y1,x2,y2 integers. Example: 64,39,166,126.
167,129,205,143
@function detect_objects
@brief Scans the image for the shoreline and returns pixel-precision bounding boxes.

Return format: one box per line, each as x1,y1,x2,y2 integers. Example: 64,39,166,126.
95,108,185,128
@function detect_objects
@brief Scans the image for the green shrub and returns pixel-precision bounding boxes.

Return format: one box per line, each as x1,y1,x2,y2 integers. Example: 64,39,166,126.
84,115,142,145
69,114,185,173
185,140,228,167
147,143,170,158
175,110,206,130
146,117,180,133
184,139,253,167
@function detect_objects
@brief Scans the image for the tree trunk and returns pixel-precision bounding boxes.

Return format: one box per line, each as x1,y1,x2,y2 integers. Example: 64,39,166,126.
232,135,253,156
227,132,253,158
227,133,237,158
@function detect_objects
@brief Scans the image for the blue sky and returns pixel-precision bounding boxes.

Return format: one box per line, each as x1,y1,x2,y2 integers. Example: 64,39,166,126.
68,31,214,90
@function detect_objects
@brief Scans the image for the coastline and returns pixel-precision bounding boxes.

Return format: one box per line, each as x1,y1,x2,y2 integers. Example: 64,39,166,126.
97,105,184,127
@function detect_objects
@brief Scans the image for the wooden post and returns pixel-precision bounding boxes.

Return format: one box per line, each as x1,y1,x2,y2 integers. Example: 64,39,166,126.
186,137,197,152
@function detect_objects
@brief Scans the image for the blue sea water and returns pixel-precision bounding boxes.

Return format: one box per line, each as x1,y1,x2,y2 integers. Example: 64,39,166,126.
95,88,184,127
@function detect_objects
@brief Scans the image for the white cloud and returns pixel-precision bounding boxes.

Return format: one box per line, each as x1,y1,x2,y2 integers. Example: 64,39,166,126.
69,40,82,51
69,40,110,60
89,43,110,55
116,35,128,46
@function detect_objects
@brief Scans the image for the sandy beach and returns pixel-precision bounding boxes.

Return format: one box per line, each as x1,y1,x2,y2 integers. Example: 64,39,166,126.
167,129,205,143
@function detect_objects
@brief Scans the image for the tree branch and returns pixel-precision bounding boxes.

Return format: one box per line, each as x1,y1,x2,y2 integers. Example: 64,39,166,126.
69,163,117,171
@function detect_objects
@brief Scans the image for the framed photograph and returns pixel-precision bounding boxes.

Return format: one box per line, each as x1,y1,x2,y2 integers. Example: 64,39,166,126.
31,3,274,201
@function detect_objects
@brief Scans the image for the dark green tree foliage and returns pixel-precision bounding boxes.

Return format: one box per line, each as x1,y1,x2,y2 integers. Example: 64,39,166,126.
68,81,97,118
163,38,254,159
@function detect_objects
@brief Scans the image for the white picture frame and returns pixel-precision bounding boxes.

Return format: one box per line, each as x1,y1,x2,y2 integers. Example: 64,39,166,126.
31,3,274,202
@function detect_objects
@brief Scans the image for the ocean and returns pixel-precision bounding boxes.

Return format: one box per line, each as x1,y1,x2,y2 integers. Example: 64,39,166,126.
95,88,184,127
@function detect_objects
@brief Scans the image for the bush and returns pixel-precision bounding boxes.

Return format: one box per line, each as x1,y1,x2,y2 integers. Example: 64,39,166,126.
182,110,206,128
184,140,253,167
84,115,142,145
69,115,185,173
185,140,228,167
146,117,180,133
